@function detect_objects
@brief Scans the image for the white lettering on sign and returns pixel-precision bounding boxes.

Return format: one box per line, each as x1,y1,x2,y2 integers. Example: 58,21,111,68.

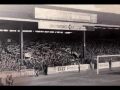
99,63,109,69
38,20,86,31
55,64,89,73
35,7,97,23
56,66,66,72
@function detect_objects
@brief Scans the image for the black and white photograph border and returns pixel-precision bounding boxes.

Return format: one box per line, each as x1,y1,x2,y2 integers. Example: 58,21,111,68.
0,5,120,86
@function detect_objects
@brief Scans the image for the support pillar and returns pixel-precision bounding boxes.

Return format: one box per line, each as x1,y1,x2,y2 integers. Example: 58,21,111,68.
20,24,23,70
82,31,86,64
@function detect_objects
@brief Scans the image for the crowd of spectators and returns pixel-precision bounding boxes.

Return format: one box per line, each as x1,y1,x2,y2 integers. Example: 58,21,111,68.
0,33,120,71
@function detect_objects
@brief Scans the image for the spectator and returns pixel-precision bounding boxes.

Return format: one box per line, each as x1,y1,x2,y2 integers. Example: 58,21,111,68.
0,78,4,86
1,34,120,71
6,75,14,86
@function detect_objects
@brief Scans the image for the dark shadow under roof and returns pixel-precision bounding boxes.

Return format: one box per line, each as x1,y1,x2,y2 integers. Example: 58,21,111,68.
0,18,38,30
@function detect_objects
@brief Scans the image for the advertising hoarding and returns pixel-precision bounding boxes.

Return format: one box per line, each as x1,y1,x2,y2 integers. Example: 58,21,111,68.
35,7,97,23
38,20,86,31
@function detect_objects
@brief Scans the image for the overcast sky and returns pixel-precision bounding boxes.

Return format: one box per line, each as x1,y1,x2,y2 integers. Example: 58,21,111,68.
50,5,120,14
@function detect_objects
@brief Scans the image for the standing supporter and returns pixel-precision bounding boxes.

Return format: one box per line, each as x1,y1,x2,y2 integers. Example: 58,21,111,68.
5,75,14,86
0,78,4,86
43,60,48,75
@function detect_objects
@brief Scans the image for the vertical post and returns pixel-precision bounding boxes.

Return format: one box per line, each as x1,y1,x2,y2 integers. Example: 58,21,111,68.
82,31,86,63
78,58,80,72
97,56,99,74
20,24,23,70
109,59,112,71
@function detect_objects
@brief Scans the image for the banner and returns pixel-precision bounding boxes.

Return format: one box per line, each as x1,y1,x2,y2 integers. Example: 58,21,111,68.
54,64,89,73
99,62,109,69
38,20,86,31
112,61,120,68
66,65,78,71
80,64,90,70
35,7,97,23
56,66,66,72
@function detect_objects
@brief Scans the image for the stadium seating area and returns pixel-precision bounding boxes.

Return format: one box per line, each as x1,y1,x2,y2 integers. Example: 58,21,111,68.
0,32,120,71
